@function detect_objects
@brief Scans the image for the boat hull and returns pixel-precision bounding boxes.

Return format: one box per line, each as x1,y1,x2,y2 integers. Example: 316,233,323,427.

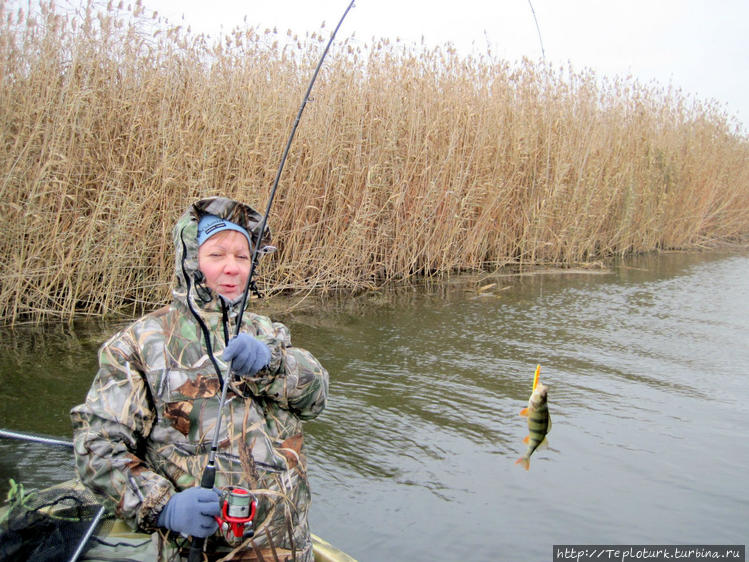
1,478,356,562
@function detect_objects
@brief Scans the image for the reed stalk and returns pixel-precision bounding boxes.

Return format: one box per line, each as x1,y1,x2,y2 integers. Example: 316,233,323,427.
1,0,748,324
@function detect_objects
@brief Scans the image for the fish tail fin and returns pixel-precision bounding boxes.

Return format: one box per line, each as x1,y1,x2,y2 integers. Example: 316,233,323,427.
515,457,530,470
519,407,529,417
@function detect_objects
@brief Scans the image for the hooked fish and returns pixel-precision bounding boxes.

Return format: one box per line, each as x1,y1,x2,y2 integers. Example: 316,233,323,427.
515,381,551,470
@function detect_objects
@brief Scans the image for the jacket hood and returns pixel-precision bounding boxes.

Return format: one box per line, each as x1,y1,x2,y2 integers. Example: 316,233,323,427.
172,196,274,310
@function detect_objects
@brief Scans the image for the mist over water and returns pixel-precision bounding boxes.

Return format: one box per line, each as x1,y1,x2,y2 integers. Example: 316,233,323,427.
2,250,748,561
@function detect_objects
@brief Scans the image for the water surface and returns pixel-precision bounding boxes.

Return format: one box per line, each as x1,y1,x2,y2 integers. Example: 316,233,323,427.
1,250,748,561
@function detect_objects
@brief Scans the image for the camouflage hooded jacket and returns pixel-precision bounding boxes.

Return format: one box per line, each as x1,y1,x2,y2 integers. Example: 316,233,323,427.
70,197,328,556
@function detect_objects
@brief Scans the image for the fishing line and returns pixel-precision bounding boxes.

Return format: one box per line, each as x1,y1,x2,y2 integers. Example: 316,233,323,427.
527,0,546,60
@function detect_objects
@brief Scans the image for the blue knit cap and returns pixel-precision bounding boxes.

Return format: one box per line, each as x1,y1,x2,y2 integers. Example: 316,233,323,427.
197,214,252,248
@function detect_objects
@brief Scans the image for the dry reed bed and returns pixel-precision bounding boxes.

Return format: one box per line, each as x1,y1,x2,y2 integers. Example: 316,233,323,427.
1,0,748,324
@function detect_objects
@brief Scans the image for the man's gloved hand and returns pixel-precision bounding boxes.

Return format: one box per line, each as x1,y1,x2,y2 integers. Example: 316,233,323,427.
157,487,221,538
222,333,271,376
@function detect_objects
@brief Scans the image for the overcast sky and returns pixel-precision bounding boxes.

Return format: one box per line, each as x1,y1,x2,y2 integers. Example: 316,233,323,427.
133,1,749,132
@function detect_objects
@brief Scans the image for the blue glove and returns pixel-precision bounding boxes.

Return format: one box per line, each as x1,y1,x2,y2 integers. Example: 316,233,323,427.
157,487,221,538
222,333,271,376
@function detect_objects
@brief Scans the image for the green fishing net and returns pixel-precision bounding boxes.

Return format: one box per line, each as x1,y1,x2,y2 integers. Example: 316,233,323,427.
0,479,105,561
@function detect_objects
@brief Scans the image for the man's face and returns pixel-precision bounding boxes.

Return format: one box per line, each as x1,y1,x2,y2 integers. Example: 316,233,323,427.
197,230,251,301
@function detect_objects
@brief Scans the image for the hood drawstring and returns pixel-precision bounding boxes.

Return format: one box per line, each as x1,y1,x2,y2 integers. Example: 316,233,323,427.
180,229,226,389
220,298,231,347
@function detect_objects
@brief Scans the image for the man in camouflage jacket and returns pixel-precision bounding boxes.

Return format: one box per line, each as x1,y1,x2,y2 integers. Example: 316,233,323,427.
71,197,328,561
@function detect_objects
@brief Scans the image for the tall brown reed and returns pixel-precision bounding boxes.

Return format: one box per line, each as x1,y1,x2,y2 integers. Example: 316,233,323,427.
2,0,748,324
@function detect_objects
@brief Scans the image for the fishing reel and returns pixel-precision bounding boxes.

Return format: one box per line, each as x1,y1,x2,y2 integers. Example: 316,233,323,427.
215,487,257,545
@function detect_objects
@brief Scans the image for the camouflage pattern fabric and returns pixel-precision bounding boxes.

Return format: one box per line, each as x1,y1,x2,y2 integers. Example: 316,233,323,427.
71,197,328,561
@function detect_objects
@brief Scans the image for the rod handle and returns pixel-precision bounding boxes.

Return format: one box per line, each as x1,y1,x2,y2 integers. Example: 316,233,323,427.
187,538,204,562
186,463,217,561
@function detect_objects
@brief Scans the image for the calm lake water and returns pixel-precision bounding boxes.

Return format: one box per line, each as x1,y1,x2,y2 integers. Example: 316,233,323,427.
1,250,748,561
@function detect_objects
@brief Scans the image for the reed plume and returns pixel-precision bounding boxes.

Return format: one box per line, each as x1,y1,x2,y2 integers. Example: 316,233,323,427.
1,0,748,324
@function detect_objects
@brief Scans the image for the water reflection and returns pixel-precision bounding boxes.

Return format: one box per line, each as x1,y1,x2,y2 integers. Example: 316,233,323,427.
0,320,122,436
293,250,749,560
1,250,748,561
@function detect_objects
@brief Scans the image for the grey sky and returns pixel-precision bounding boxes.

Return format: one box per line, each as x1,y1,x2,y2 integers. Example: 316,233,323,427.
126,1,749,132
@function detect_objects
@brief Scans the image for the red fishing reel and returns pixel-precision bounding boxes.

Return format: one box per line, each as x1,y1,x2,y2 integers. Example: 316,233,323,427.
216,487,257,544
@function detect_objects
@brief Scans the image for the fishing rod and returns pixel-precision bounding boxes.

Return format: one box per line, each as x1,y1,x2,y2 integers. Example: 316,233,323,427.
236,0,356,327
190,2,356,560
